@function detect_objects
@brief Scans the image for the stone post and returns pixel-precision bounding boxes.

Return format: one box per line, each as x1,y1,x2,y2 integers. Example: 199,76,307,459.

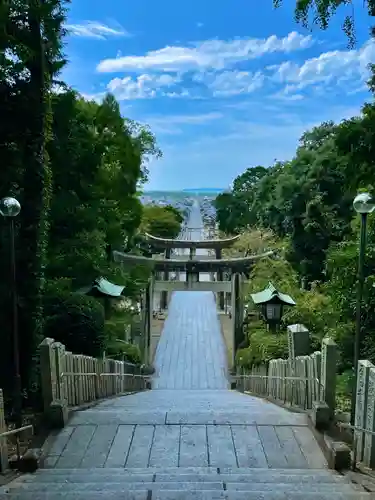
40,338,58,412
320,337,337,418
287,324,310,359
0,389,8,472
39,338,68,428
355,360,374,463
53,342,67,402
363,365,375,467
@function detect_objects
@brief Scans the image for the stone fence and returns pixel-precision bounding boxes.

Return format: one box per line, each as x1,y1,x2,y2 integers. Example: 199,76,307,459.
239,337,336,415
238,325,337,420
40,338,150,428
354,360,375,469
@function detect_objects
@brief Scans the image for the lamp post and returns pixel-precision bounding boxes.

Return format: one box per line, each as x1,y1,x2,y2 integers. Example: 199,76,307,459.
351,192,375,425
0,197,22,428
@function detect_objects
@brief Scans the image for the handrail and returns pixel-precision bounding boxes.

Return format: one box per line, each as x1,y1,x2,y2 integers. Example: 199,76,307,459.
61,372,150,378
235,374,316,381
0,424,33,439
0,424,34,465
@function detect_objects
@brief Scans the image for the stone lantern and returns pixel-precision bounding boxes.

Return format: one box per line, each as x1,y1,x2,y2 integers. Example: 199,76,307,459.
250,282,296,332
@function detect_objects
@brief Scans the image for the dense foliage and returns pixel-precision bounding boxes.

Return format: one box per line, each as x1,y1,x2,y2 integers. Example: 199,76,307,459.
219,95,375,409
140,205,183,239
0,0,161,410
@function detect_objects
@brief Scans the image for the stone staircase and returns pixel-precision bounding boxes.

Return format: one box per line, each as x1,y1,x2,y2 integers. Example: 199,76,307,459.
0,466,372,499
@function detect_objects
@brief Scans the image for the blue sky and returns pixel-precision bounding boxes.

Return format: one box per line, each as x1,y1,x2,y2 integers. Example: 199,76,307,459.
62,0,374,190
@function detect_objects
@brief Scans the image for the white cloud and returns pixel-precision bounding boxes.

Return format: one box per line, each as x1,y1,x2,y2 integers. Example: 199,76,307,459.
139,112,223,136
66,21,130,39
270,89,304,101
97,31,313,73
106,73,179,100
272,39,375,91
197,22,204,28
93,36,374,102
200,70,265,96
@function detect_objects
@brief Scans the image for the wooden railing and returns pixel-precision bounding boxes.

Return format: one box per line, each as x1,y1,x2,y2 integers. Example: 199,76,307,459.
40,338,150,427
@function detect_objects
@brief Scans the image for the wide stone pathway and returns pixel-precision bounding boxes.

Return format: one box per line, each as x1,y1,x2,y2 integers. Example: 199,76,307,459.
41,389,325,470
153,292,228,389
39,286,327,471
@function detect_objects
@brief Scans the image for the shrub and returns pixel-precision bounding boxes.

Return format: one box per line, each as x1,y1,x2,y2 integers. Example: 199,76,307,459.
44,291,105,357
236,324,289,369
106,340,141,364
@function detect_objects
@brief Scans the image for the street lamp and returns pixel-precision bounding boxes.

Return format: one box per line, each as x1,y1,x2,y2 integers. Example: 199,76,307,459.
351,192,375,425
0,197,22,428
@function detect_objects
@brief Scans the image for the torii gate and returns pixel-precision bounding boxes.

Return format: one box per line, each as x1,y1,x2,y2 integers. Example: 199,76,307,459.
144,232,241,309
113,249,273,366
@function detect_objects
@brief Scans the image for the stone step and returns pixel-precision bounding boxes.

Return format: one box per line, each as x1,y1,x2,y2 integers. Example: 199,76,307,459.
18,472,350,484
32,467,338,475
0,491,372,500
3,482,360,493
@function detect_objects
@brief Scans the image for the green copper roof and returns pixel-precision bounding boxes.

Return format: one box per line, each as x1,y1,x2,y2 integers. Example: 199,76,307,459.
81,277,125,298
250,282,296,306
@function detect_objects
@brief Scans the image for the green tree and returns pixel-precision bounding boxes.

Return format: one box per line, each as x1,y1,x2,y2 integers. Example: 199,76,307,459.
141,205,182,239
46,90,159,288
164,205,184,224
274,0,375,46
0,0,68,401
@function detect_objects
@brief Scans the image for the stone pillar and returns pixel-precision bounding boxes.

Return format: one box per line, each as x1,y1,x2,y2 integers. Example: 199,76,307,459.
40,338,68,428
321,337,337,418
40,338,58,412
287,324,310,359
161,248,171,310
355,360,374,463
216,248,224,310
362,365,375,467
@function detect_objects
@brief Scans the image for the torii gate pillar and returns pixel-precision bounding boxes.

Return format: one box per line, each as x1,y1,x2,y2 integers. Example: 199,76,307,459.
161,248,171,310
216,248,225,310
231,272,245,366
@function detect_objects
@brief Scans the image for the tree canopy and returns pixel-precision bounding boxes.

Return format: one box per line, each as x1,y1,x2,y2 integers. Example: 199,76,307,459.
0,0,161,408
218,87,375,408
140,205,182,239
